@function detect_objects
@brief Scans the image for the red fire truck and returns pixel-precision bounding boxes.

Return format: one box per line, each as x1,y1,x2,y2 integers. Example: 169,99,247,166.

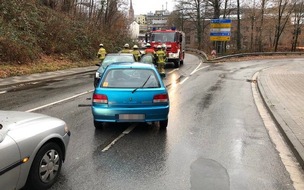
145,27,185,68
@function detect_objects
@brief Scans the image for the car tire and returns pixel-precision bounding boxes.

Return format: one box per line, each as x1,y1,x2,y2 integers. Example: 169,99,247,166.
94,120,104,129
174,60,180,68
159,119,168,129
25,142,63,190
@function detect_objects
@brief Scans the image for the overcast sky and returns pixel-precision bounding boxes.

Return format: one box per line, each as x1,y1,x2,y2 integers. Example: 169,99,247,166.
131,0,176,15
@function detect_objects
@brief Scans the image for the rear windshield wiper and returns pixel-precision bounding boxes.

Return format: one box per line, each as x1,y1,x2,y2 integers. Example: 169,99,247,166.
132,75,151,93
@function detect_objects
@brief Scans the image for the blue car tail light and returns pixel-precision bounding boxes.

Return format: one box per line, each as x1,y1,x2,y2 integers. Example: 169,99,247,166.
153,94,169,103
93,94,108,104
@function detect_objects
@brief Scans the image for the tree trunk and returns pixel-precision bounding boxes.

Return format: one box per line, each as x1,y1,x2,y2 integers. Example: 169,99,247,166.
236,0,241,50
258,0,265,52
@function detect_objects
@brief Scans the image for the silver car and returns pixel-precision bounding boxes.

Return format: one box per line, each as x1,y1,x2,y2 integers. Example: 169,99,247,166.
0,111,71,190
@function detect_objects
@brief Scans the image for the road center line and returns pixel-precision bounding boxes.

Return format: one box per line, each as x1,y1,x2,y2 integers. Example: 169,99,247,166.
168,68,178,74
179,77,189,85
26,90,93,112
190,65,209,75
102,124,137,152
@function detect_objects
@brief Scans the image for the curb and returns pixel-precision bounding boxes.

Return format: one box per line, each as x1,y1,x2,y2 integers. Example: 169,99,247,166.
257,74,304,170
0,67,97,89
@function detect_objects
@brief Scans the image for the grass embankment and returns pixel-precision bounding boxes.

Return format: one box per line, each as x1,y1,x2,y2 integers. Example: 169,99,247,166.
0,1,131,78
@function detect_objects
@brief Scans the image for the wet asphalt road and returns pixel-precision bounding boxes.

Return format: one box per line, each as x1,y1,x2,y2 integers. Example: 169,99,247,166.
0,55,300,189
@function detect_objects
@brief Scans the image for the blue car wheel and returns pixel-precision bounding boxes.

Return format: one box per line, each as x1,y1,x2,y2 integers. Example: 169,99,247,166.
94,120,104,129
159,119,168,129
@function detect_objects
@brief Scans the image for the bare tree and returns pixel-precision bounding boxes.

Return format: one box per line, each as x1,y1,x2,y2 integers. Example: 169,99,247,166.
291,0,304,51
236,0,241,50
257,0,266,52
175,0,209,49
207,0,222,18
273,0,296,51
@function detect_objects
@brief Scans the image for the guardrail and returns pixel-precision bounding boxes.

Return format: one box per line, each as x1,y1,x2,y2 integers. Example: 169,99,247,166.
186,48,304,62
186,48,209,61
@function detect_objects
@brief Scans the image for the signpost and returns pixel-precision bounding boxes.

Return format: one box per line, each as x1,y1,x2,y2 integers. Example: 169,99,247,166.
210,19,231,42
210,19,232,56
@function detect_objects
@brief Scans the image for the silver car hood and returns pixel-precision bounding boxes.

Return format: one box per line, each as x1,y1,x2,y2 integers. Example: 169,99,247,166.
0,111,56,142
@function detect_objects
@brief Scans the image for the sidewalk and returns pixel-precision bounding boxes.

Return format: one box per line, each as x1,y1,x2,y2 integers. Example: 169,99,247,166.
257,62,304,170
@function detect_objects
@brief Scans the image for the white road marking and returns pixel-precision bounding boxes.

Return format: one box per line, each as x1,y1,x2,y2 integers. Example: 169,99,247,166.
102,124,137,152
168,68,178,74
190,65,209,75
252,72,304,190
179,77,189,85
26,90,93,112
177,64,209,86
0,91,7,94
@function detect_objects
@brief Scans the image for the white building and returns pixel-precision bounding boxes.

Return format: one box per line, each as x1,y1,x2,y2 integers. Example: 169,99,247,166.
129,21,140,39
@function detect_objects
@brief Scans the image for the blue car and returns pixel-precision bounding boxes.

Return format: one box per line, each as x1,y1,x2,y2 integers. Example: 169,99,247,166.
91,62,169,129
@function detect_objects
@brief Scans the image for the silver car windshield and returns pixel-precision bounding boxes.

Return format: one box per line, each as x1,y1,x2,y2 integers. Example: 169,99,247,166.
101,69,160,88
102,55,135,67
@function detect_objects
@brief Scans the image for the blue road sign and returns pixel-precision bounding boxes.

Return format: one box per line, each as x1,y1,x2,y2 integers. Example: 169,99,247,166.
210,32,231,36
211,19,232,23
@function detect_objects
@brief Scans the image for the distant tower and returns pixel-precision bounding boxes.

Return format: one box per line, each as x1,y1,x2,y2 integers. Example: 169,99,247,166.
129,0,135,22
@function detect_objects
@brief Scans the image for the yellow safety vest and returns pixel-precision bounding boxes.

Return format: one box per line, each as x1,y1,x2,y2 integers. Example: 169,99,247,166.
120,49,132,53
155,50,166,63
132,50,141,61
97,48,107,60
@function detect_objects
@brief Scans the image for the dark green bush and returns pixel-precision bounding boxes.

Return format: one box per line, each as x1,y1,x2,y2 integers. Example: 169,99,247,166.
0,0,131,64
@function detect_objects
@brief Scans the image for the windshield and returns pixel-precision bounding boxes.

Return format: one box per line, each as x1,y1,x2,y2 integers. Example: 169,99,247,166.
101,69,160,88
140,55,154,64
102,55,135,68
151,32,175,42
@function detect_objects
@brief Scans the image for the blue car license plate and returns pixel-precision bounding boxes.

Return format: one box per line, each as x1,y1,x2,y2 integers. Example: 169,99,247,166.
119,114,145,121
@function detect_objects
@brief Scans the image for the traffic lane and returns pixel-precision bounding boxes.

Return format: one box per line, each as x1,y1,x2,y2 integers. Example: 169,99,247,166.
35,91,179,190
38,60,207,190
0,72,95,111
28,88,171,190
0,53,200,111
174,60,293,189
165,53,205,74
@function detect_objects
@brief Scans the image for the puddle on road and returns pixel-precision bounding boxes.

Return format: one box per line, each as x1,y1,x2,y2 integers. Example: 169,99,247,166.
190,157,230,190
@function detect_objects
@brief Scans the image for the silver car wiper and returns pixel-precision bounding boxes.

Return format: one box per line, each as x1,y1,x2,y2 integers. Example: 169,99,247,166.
132,75,152,93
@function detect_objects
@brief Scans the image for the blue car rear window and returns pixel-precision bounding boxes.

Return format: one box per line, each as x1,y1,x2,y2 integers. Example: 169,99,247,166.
101,69,160,88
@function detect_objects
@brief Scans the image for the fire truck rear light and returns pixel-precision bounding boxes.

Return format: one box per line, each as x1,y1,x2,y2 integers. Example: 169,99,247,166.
93,94,108,104
153,94,169,103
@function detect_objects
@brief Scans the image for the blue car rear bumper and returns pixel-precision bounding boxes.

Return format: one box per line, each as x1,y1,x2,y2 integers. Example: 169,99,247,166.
92,106,169,122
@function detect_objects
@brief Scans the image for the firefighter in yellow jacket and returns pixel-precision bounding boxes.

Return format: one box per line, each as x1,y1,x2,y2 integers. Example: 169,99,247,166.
132,45,141,61
120,43,132,53
155,45,166,77
97,43,107,63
